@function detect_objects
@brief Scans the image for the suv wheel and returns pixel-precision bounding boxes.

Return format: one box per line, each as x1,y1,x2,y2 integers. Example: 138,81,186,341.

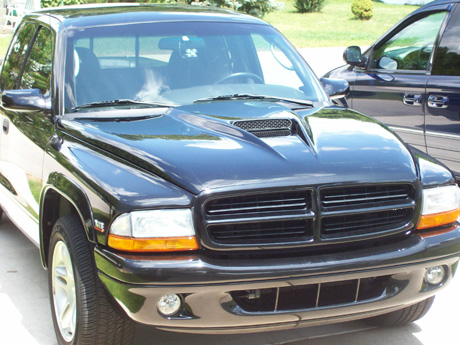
48,215,135,345
364,296,435,327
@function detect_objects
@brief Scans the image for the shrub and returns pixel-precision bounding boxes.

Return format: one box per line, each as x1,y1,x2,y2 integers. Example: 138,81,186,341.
211,0,283,18
63,0,282,18
41,0,85,7
351,0,373,20
294,0,325,13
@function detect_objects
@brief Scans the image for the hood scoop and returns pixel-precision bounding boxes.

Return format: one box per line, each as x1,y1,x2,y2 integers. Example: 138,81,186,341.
232,119,294,138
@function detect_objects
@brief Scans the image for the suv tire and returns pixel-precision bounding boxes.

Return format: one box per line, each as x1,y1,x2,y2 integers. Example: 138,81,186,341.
48,215,135,345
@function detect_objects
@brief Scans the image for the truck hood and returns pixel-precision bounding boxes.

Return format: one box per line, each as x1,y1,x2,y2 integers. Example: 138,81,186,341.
65,102,418,195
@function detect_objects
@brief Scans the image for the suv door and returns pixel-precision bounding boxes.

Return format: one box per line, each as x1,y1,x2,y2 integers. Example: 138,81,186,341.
351,10,448,152
0,23,54,244
426,4,460,178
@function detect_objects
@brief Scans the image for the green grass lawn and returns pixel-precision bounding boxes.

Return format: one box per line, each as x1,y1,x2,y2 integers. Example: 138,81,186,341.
0,35,12,59
265,0,419,47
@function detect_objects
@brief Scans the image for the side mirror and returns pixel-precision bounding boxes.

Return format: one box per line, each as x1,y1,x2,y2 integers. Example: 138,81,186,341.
343,46,366,67
1,89,52,113
320,78,350,100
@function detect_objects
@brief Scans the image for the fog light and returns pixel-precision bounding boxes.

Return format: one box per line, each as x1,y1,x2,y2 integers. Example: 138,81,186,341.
157,294,182,316
425,266,446,286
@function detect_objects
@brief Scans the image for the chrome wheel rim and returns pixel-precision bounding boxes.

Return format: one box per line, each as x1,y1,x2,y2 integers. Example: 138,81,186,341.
52,240,77,342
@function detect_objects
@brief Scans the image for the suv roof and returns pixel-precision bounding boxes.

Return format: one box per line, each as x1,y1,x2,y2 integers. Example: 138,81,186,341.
32,4,266,29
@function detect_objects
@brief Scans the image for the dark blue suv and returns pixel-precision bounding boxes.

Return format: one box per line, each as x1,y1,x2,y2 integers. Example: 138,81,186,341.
326,0,460,181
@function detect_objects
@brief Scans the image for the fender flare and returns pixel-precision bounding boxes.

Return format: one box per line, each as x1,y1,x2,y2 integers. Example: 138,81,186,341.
39,172,95,267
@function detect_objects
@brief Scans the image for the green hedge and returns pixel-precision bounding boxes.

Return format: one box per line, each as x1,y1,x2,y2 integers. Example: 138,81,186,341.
83,0,282,18
294,0,325,13
351,0,373,20
41,0,85,7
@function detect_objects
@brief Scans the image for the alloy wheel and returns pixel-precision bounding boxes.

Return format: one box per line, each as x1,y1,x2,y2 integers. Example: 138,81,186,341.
52,240,77,342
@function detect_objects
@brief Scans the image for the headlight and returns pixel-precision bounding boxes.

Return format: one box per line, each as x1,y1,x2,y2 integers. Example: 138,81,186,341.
108,209,199,252
417,185,460,230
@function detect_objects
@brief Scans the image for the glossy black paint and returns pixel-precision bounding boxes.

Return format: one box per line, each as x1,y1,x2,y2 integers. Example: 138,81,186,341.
326,0,460,180
320,78,350,99
0,4,459,335
94,228,460,331
2,89,51,112
96,226,460,285
63,104,420,195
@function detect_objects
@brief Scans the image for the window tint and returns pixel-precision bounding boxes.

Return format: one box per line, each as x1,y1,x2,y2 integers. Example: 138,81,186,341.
432,5,460,75
370,12,447,71
20,26,54,94
252,34,303,90
75,35,172,69
0,22,36,90
65,22,322,112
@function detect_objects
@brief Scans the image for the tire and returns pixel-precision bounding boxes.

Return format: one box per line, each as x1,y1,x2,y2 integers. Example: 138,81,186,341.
364,296,435,327
48,214,135,345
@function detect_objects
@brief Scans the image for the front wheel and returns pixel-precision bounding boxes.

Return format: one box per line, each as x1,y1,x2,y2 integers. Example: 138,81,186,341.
48,215,135,345
364,296,435,327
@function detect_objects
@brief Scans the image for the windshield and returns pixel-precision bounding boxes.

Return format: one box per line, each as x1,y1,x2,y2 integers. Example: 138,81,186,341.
64,21,325,113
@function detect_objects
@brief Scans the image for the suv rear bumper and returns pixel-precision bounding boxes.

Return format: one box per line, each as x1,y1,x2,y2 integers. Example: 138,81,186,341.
95,226,460,333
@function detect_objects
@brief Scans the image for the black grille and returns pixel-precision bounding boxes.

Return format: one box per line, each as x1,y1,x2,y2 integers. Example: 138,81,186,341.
322,209,413,238
208,219,313,244
206,191,310,219
230,275,401,313
201,184,416,248
233,119,293,137
321,185,413,210
320,185,415,240
205,191,313,245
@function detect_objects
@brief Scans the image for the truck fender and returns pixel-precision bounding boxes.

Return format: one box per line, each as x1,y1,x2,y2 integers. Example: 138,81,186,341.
39,172,95,268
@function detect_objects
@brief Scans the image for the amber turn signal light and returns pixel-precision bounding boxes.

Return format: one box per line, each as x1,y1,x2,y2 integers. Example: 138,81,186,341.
108,234,199,252
417,208,460,230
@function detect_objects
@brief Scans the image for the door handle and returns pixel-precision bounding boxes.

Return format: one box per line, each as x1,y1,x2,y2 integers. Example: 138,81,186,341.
403,94,423,107
428,95,449,109
2,118,9,134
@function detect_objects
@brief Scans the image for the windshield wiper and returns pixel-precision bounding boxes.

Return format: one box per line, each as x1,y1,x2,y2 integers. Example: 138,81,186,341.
72,99,176,111
194,94,313,107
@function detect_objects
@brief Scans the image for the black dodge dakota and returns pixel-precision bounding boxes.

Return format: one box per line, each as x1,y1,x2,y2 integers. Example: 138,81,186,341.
0,4,459,345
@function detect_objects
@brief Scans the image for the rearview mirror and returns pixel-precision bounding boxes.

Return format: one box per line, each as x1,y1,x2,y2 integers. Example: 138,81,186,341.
343,46,365,66
320,78,349,100
1,89,52,113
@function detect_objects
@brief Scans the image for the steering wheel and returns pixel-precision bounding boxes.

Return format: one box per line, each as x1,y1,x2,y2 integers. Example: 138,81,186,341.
417,44,433,70
214,72,264,85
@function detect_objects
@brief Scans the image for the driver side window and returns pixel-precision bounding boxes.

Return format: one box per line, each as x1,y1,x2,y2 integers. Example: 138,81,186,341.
370,11,447,71
20,27,54,95
0,22,37,91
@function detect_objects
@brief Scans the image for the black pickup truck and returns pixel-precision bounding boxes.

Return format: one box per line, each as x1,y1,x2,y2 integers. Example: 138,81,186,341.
0,4,459,345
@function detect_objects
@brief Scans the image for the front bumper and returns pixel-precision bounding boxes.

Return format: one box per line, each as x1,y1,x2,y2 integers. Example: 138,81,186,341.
95,225,460,333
